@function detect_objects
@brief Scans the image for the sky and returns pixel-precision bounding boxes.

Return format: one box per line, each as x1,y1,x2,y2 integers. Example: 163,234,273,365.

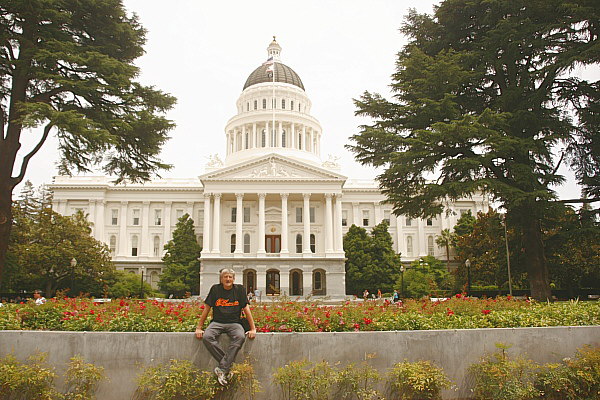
17,0,591,201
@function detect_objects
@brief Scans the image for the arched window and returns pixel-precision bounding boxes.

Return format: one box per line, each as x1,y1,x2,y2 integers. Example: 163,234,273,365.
266,270,280,295
131,235,138,256
244,233,250,253
244,270,256,293
230,234,236,253
427,236,435,256
290,270,302,296
109,235,116,255
313,269,326,295
254,100,257,110
310,234,316,253
261,129,266,147
262,99,266,109
296,234,302,253
281,129,286,147
245,132,249,149
153,235,160,257
406,236,413,256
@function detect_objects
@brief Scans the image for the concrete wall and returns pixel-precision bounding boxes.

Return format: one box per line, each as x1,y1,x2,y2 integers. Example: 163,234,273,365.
0,327,598,399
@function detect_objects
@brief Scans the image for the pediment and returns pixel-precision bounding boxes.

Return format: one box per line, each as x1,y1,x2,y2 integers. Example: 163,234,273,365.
200,154,346,182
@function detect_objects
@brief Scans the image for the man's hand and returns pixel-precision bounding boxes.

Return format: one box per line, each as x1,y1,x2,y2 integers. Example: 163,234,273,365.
195,327,204,340
246,329,256,339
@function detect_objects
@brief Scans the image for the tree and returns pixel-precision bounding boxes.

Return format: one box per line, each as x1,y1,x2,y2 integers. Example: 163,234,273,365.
435,228,456,272
344,222,402,295
400,256,451,298
107,270,152,298
159,214,201,297
0,1,176,290
453,211,476,238
6,202,114,297
347,0,599,300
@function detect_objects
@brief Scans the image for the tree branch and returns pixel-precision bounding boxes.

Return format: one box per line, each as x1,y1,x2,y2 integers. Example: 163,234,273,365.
557,198,600,204
542,151,565,186
31,87,66,104
14,123,54,185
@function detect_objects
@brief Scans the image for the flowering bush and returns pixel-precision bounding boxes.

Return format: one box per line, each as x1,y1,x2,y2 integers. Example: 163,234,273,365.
0,296,598,332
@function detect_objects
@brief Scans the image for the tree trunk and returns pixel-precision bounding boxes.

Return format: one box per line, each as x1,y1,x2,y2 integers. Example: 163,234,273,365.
522,216,552,301
0,182,14,291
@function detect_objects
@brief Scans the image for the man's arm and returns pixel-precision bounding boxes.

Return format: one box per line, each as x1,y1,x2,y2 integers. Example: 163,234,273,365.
242,304,257,339
195,305,211,340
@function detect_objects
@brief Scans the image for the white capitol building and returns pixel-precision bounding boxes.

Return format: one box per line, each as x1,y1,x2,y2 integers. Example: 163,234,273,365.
50,39,488,299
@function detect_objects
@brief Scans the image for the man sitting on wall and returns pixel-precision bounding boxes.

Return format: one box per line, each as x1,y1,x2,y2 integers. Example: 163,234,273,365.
195,268,257,385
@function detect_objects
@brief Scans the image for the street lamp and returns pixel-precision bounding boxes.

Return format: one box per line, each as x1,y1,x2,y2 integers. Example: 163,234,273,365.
139,266,145,299
400,265,405,298
465,259,471,295
502,214,513,296
70,258,77,296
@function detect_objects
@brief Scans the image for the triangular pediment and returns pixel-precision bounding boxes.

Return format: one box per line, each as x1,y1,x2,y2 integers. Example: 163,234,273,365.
200,154,346,182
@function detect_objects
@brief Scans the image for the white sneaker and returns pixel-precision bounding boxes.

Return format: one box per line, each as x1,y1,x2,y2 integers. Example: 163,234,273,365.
214,367,227,386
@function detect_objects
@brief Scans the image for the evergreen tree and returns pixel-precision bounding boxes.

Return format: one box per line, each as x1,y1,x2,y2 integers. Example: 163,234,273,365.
159,214,201,296
435,229,456,272
344,222,402,295
0,0,176,290
347,0,599,299
453,211,476,238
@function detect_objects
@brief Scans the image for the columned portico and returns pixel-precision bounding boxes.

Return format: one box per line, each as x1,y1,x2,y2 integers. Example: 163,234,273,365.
202,195,211,255
324,193,334,254
257,193,266,256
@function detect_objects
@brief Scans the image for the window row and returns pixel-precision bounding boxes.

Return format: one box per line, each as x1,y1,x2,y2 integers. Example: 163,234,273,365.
243,268,326,296
247,98,302,112
231,129,317,151
108,235,164,257
404,235,436,256
229,233,316,254
229,206,316,224
109,208,188,226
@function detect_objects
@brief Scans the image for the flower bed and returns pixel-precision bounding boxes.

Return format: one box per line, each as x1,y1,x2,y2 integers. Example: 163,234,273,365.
1,296,598,332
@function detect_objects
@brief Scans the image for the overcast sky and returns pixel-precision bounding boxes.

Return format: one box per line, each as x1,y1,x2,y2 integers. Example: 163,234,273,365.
17,0,591,201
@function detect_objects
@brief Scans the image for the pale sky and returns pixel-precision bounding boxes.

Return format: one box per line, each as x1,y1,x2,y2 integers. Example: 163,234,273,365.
17,0,588,201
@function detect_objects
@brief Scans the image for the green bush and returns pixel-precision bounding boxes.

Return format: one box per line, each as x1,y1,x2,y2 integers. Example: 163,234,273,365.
468,343,538,400
0,353,58,400
273,360,336,400
63,355,105,400
335,361,382,400
387,360,451,400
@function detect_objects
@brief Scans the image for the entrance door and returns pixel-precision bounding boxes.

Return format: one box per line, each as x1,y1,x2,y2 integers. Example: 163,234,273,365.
291,270,303,296
265,235,281,253
266,270,280,295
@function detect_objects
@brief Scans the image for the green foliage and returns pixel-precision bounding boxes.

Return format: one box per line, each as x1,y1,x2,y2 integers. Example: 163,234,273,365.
136,359,259,400
159,214,201,296
400,256,452,298
452,211,476,238
347,0,600,300
387,360,451,400
344,222,402,295
273,360,336,400
63,355,105,400
107,270,153,299
468,343,539,400
6,185,115,296
335,360,382,400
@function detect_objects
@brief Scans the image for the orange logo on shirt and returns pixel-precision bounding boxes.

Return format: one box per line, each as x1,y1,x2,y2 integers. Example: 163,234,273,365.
215,298,239,307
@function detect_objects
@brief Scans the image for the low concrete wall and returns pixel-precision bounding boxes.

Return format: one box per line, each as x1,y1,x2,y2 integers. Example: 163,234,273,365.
0,327,598,399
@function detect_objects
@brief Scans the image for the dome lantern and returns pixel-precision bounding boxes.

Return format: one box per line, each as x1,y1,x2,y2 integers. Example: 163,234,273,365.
267,36,282,61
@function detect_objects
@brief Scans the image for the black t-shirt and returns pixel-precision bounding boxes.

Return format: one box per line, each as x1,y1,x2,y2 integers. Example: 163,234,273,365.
205,283,248,324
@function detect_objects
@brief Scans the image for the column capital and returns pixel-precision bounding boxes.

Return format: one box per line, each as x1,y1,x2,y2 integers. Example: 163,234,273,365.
324,193,333,199
164,201,172,206
334,193,343,200
280,193,289,199
213,193,222,199
303,193,311,199
258,193,266,199
203,193,212,200
143,201,150,206
187,201,195,206
235,193,244,199
352,202,360,206
121,201,128,206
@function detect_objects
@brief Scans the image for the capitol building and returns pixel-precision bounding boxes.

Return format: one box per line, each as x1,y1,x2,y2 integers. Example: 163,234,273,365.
49,39,488,299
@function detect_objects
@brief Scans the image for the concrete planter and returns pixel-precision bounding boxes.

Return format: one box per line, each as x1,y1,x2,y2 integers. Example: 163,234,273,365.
0,326,598,399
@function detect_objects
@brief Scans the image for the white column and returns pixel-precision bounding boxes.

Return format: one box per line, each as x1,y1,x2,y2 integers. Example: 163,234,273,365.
324,194,334,253
252,123,257,148
418,218,426,256
291,123,295,149
187,202,194,219
235,193,243,256
201,195,211,255
280,193,289,256
396,215,404,254
232,130,237,152
352,202,360,226
375,203,382,225
141,201,150,256
303,193,311,256
118,201,128,256
266,121,271,147
96,200,105,241
164,201,172,242
302,125,306,151
257,193,266,256
310,128,314,153
279,121,283,147
334,194,343,252
242,125,247,149
88,200,97,237
212,193,221,254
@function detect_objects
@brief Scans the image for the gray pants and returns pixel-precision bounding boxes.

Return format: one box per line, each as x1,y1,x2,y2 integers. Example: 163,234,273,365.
202,322,245,373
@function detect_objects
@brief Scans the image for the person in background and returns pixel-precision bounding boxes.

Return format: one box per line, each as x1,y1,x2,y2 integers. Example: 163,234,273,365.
33,290,46,305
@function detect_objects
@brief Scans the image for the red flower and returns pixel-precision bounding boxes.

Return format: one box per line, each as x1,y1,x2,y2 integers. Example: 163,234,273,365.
353,323,360,331
446,308,454,316
363,317,372,325
482,309,491,315
455,293,462,299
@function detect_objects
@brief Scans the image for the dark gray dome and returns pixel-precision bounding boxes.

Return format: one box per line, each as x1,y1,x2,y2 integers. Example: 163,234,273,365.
243,62,305,91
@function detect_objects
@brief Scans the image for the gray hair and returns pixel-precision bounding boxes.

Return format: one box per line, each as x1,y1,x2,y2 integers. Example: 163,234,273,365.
220,268,235,278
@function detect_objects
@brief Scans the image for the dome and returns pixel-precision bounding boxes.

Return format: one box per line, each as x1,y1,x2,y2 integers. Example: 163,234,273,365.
243,62,305,91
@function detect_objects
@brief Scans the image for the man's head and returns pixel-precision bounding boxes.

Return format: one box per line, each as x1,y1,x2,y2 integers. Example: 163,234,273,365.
220,269,235,289
33,290,43,299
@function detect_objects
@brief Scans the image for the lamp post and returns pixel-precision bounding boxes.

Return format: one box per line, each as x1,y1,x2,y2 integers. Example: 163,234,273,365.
502,214,513,296
70,258,77,296
465,258,471,295
400,265,405,298
139,266,145,299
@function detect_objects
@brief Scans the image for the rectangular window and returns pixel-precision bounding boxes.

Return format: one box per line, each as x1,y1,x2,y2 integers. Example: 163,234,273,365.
254,100,257,110
231,207,237,223
132,209,140,226
176,209,183,219
406,236,413,255
427,218,433,226
262,99,266,109
342,210,348,227
310,207,315,223
362,210,369,226
405,218,412,227
291,100,294,110
383,210,391,225
243,234,250,253
154,209,162,226
111,209,118,225
296,207,302,223
243,207,250,223
282,99,285,109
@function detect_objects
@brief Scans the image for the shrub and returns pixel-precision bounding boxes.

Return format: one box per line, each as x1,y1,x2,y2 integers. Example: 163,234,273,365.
334,360,382,400
273,360,336,400
63,355,105,400
0,352,58,400
468,343,538,400
387,360,451,400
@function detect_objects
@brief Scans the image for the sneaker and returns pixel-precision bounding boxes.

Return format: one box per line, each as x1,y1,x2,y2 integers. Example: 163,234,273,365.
227,371,234,381
214,367,228,386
